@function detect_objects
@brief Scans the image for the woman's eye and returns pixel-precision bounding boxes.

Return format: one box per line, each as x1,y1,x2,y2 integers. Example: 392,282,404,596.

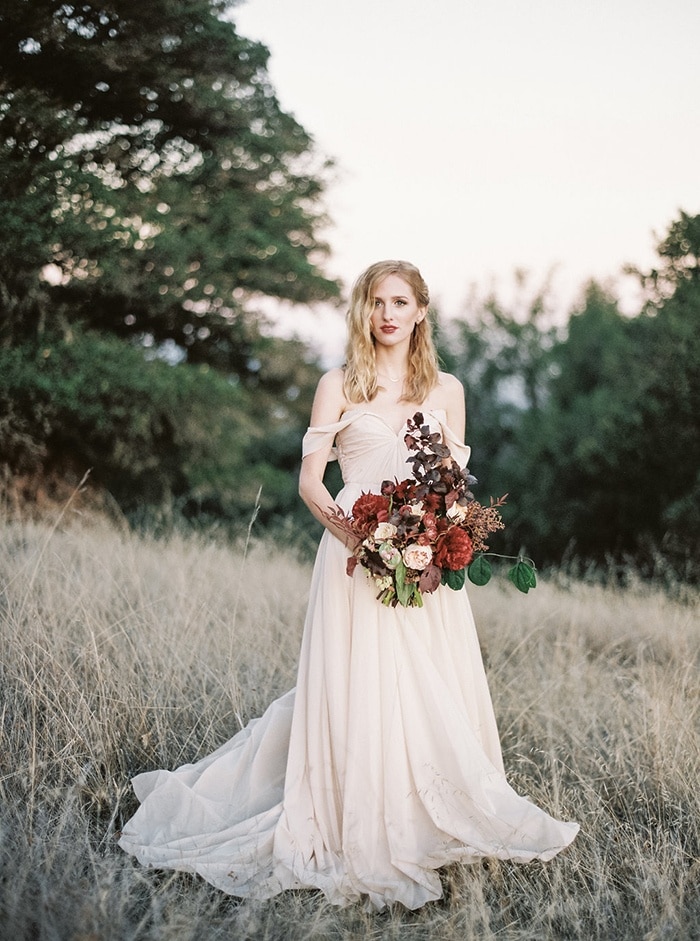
395,299,407,307
374,298,383,307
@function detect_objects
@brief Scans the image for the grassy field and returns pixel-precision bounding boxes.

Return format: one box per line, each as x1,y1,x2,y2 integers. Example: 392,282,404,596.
0,514,698,940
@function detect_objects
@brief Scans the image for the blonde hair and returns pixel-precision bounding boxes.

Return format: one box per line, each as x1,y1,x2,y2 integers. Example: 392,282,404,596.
343,260,439,404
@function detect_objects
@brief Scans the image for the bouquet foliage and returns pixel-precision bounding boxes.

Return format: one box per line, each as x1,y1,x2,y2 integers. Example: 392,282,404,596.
325,412,536,607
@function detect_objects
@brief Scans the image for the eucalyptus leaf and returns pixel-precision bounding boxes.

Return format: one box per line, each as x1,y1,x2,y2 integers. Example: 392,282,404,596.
507,560,538,593
467,555,492,586
443,567,466,591
395,560,413,606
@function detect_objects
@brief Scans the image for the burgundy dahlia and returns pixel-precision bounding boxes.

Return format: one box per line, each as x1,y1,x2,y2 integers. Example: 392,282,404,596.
434,528,474,570
351,492,391,536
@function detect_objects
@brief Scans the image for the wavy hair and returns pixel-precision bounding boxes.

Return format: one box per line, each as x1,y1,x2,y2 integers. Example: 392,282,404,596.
343,260,439,404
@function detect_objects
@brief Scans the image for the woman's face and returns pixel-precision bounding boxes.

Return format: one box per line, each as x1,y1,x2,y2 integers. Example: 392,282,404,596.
369,273,426,348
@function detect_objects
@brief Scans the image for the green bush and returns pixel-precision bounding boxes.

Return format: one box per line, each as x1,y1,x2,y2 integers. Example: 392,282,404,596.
0,329,274,523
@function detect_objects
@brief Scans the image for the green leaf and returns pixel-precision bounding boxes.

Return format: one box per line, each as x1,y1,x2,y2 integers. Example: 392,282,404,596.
442,567,466,591
467,555,492,586
395,560,413,607
507,560,538,593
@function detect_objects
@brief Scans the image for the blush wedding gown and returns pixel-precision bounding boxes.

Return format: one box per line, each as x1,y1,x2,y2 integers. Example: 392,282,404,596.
119,409,579,910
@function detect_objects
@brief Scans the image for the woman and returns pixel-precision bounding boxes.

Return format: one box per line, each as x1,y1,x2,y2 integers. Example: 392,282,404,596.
119,260,578,911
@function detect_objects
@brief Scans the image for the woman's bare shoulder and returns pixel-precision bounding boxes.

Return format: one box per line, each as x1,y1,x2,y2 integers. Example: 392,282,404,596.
309,367,348,425
436,370,465,397
317,366,346,392
434,371,465,437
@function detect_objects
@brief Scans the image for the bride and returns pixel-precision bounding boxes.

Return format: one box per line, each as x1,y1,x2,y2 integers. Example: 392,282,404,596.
119,260,579,911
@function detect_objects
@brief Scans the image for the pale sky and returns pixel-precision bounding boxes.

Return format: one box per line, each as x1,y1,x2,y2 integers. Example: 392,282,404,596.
234,0,700,362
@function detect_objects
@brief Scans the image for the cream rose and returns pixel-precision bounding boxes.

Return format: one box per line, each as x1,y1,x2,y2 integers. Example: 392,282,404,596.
402,544,433,571
446,502,469,523
374,522,398,541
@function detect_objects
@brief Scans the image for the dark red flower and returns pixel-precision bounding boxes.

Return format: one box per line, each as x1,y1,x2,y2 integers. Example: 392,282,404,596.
434,527,474,570
351,492,391,535
422,491,443,513
394,478,419,502
421,511,438,542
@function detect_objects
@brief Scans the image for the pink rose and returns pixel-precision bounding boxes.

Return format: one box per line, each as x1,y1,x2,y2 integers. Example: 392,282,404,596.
402,544,433,571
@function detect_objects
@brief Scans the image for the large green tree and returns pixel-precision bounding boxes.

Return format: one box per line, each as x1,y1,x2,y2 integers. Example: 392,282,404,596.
0,1,338,528
628,211,700,570
0,0,339,368
443,214,699,576
509,214,700,574
509,283,639,562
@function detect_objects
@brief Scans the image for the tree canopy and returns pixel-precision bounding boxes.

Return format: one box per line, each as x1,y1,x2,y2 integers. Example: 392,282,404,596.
0,0,339,369
0,0,337,536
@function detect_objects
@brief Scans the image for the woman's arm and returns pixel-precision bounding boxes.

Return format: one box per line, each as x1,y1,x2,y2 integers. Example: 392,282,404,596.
441,372,467,442
298,369,357,546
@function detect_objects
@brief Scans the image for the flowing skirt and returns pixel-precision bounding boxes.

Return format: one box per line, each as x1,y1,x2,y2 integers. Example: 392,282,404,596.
119,493,578,910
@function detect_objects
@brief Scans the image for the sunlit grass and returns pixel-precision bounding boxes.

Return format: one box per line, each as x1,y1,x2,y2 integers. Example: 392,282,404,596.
0,516,698,939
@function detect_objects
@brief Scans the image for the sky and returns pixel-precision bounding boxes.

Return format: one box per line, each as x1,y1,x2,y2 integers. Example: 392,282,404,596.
233,0,700,363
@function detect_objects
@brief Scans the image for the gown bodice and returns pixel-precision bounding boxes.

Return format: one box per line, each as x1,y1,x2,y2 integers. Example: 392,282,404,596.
302,408,472,491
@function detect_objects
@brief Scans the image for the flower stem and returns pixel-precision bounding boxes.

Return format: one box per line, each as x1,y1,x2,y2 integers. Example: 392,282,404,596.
476,551,537,568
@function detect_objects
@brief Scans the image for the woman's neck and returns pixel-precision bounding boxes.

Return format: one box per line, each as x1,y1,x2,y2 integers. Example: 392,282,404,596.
374,351,410,382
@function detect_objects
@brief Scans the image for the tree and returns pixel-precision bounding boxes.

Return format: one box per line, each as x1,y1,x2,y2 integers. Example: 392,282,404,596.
437,271,561,502
510,213,700,575
629,212,700,570
444,215,700,578
0,325,327,531
0,1,337,528
0,0,339,369
509,283,639,562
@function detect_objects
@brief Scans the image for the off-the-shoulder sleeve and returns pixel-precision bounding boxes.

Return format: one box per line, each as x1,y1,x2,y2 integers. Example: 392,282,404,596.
436,415,472,468
301,414,360,460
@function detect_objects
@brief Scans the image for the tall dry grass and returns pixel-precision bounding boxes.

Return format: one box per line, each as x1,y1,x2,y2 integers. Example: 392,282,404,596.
0,514,698,940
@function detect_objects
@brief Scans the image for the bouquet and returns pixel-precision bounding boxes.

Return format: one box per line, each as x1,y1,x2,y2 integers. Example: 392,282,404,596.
324,412,536,607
